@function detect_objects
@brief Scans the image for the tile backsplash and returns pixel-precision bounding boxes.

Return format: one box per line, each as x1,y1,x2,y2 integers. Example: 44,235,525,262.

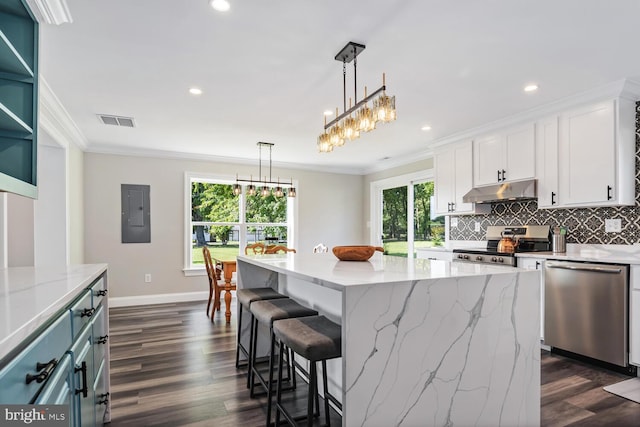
449,102,640,245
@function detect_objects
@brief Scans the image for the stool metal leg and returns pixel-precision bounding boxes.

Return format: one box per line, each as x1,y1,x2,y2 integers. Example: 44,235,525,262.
307,362,316,427
266,328,276,427
235,304,244,368
275,342,285,427
246,310,255,388
249,317,259,398
322,360,331,427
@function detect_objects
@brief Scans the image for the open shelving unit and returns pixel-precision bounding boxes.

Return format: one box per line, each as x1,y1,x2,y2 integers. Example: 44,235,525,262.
0,0,38,199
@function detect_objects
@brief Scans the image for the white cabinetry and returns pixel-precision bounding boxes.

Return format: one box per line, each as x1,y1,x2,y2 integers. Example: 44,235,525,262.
630,266,640,367
557,99,636,207
517,257,544,340
473,124,535,186
434,141,489,215
415,249,453,261
535,117,559,208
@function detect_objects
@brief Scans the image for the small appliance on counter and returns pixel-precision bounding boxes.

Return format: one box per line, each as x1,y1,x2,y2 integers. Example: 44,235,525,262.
551,226,567,253
452,225,552,266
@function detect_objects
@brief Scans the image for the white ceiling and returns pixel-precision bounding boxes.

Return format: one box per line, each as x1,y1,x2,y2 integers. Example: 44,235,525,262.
38,0,640,174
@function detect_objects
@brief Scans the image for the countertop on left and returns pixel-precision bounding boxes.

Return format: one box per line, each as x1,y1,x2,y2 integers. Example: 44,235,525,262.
0,264,108,362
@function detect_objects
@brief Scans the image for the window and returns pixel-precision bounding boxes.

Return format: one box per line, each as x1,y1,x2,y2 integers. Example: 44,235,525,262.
371,172,445,258
184,172,295,273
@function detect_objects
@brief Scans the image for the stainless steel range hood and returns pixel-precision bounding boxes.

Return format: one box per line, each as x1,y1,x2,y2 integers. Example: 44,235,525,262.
462,179,537,204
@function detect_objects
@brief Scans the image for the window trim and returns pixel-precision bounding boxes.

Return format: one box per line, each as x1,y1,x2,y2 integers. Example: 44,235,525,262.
183,171,297,274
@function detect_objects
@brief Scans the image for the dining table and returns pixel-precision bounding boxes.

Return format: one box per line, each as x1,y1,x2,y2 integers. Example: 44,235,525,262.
213,258,236,323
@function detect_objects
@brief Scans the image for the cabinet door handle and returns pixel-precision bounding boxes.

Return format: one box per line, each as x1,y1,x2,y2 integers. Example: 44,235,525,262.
502,169,506,181
607,185,612,200
535,261,541,269
25,358,58,384
497,170,502,182
451,202,455,211
98,392,110,406
75,361,88,398
81,307,96,318
96,335,109,345
551,192,556,205
96,289,108,297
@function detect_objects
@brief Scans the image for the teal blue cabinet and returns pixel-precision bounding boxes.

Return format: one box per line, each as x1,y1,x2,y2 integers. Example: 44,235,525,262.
0,0,38,198
0,273,110,427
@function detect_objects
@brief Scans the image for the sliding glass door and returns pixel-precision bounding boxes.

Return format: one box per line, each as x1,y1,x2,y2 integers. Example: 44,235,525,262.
373,173,444,257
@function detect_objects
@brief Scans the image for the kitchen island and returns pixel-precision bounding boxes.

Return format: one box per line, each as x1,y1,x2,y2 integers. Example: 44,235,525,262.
237,253,540,426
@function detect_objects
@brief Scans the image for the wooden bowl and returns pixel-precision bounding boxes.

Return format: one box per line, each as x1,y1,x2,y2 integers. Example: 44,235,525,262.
332,245,384,261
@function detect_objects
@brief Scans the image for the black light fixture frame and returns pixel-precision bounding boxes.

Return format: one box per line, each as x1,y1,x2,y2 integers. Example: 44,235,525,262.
324,41,387,130
235,142,294,188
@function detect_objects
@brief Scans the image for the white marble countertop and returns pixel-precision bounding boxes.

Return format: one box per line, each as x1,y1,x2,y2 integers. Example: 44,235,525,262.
237,252,529,291
0,264,108,362
515,244,640,265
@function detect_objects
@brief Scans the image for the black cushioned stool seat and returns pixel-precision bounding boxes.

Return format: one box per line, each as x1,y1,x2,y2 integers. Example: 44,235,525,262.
249,298,318,426
273,315,342,427
235,287,288,372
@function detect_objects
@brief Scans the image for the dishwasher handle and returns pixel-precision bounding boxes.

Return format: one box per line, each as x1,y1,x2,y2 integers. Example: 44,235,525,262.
546,262,623,274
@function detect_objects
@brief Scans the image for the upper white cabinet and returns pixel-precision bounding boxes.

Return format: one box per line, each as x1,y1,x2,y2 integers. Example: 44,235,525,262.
556,99,636,207
535,117,559,208
473,124,535,186
434,140,488,215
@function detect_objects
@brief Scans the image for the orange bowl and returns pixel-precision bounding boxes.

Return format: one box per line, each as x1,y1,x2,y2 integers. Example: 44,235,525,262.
332,245,384,261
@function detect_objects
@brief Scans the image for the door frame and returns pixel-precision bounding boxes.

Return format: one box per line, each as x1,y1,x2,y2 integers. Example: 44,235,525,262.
369,170,434,256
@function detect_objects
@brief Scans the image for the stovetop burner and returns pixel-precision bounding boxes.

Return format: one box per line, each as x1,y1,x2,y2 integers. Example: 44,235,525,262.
452,225,551,266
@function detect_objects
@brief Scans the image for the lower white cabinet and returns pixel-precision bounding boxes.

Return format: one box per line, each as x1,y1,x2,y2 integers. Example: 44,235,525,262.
630,266,640,367
416,249,453,261
517,257,544,340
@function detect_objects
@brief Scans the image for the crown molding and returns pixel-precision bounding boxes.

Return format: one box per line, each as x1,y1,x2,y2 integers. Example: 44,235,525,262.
39,76,88,149
429,78,640,150
84,144,366,176
24,0,72,24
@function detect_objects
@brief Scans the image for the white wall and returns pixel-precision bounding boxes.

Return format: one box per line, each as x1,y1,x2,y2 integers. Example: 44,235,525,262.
34,143,67,266
7,192,34,267
68,143,84,264
83,152,364,299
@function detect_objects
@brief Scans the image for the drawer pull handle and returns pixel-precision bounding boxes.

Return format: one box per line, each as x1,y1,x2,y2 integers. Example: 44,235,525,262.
96,290,108,297
75,361,88,398
98,392,110,406
25,358,58,384
81,308,96,318
96,335,109,344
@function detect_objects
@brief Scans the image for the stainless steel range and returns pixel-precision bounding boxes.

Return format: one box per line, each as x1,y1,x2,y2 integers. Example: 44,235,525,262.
452,225,551,267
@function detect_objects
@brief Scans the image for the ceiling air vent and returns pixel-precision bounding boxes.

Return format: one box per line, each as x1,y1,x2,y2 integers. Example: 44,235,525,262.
98,114,136,127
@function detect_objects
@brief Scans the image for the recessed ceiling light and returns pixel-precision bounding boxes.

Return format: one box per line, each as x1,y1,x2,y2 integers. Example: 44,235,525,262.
323,110,333,116
421,125,432,131
189,87,203,95
210,0,230,12
524,84,538,93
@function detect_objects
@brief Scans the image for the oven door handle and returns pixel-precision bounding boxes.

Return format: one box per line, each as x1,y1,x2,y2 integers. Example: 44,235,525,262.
546,263,622,274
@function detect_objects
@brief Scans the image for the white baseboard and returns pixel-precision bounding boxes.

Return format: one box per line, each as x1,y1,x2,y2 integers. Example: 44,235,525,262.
109,291,211,308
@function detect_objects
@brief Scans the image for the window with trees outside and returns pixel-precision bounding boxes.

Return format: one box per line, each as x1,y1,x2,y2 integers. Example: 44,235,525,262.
371,173,445,258
186,173,294,271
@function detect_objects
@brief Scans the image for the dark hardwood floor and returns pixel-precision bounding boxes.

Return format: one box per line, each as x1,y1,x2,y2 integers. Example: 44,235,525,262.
108,301,640,426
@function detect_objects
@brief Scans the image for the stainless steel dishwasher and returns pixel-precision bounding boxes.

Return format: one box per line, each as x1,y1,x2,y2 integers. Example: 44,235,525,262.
545,260,629,367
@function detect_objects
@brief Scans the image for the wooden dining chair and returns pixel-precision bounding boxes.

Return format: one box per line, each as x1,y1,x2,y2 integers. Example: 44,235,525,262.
264,245,296,254
203,246,236,322
245,242,267,255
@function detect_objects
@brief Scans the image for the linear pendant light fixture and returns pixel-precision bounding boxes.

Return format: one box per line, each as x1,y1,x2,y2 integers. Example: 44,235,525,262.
232,142,296,198
317,41,397,153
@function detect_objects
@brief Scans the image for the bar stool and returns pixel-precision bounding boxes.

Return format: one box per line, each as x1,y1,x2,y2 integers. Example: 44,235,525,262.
235,287,288,372
249,299,318,426
273,315,342,427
